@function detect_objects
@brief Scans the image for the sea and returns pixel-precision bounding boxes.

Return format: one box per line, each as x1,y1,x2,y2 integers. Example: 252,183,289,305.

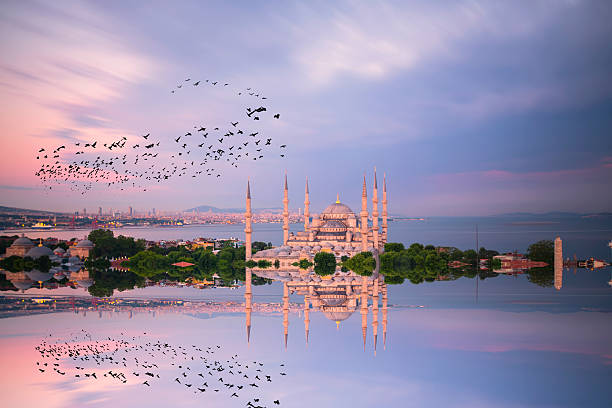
1,215,611,407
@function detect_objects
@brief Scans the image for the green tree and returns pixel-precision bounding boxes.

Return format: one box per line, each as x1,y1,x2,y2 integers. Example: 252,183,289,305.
384,243,404,253
314,252,336,276
343,252,376,276
292,259,313,269
257,260,272,268
527,240,554,264
126,250,170,277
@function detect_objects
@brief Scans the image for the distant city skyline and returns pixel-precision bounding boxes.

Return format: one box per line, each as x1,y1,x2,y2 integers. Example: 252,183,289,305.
1,1,611,215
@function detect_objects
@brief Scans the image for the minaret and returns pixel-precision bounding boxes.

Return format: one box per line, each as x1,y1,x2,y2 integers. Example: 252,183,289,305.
360,275,368,351
245,180,253,259
245,268,252,344
382,173,388,242
304,177,310,233
382,283,388,350
554,237,563,290
282,282,289,349
360,175,368,252
304,293,310,346
372,168,379,251
283,173,289,245
372,276,379,355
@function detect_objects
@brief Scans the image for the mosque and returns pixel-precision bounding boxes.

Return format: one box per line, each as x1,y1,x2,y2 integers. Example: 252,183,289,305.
2,235,94,260
243,171,390,351
245,170,388,266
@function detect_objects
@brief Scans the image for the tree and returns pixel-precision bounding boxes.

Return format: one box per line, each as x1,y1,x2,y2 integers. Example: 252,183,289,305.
343,252,376,276
527,240,554,264
292,259,313,269
384,243,404,253
257,260,272,268
126,250,170,277
252,241,271,253
314,252,336,276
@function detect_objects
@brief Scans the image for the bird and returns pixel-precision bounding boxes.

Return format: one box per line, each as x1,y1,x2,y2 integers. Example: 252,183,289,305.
274,113,280,119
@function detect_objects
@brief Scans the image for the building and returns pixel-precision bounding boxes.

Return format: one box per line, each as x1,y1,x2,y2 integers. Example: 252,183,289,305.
493,252,548,274
70,239,94,259
246,170,388,267
4,235,35,257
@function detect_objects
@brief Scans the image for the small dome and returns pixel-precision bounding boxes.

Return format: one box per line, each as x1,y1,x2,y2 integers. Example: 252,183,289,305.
322,310,353,322
77,279,94,288
12,280,34,290
322,202,355,216
25,245,54,259
53,247,66,254
12,236,34,247
26,269,53,282
76,239,94,248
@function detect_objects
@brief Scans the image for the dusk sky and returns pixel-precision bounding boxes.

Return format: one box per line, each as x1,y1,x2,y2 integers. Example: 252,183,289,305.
1,0,611,216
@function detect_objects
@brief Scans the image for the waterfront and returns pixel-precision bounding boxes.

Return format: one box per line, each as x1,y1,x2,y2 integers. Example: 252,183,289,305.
1,219,611,407
5,214,612,258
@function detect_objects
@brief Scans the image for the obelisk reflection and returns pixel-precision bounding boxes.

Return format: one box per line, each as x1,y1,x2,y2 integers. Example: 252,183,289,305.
554,236,563,290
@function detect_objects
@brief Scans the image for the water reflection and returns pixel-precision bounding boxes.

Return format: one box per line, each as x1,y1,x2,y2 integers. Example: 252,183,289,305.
247,268,388,352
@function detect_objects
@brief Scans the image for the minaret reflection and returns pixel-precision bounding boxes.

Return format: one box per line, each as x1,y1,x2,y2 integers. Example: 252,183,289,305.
283,282,289,350
304,293,310,346
246,267,389,352
360,275,368,351
245,268,252,344
382,283,388,350
554,236,563,290
372,276,379,356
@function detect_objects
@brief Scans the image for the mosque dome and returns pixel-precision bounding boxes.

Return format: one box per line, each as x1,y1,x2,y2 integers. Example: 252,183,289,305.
77,279,94,288
12,236,34,247
53,247,66,254
26,269,53,282
76,239,94,248
25,245,54,259
322,202,354,216
12,280,34,290
322,310,353,322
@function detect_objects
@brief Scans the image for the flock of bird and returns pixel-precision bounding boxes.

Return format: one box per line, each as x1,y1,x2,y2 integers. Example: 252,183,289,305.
35,77,286,194
35,329,287,407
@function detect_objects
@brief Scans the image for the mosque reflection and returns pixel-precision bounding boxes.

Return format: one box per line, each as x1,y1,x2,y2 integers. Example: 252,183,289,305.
0,266,389,352
246,267,387,352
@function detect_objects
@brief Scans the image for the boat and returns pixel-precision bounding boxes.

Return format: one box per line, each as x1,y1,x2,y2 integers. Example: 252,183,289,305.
31,222,54,230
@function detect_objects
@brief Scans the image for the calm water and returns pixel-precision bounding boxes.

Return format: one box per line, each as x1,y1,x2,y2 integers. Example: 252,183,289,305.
1,217,611,407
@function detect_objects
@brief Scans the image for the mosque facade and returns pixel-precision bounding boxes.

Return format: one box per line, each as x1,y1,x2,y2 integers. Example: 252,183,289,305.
245,170,388,266
243,171,390,351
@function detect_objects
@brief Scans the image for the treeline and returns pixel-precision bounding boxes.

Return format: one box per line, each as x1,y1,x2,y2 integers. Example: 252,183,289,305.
339,240,555,287
88,229,146,258
0,255,55,273
83,239,274,297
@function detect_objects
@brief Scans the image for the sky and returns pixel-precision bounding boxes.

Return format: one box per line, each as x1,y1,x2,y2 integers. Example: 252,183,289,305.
0,0,611,216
